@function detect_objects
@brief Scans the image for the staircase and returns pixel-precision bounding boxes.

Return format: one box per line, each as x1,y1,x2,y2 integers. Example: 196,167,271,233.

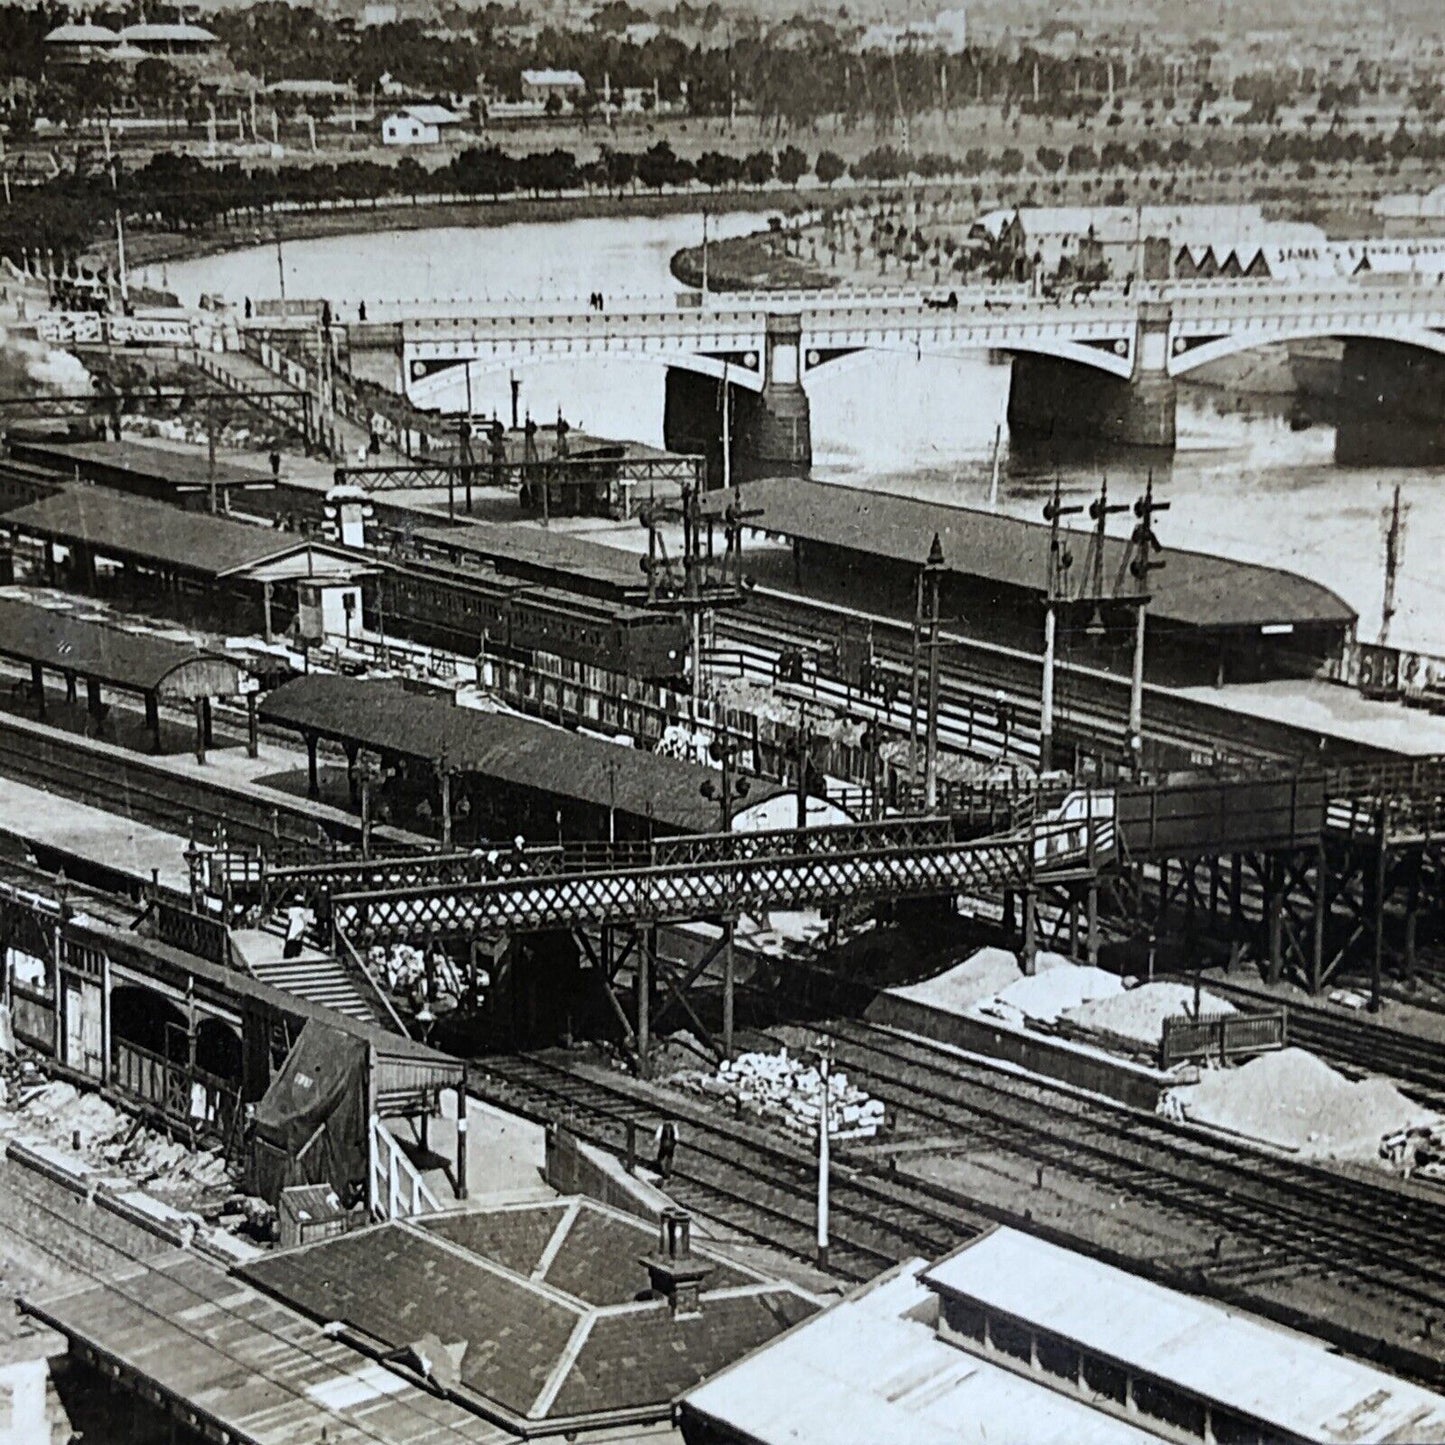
229,922,399,1029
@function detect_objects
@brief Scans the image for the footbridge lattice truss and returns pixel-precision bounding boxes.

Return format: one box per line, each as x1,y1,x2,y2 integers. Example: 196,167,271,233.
325,814,1113,946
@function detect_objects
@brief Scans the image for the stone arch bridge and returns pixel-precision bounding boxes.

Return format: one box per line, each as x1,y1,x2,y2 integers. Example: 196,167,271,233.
339,280,1445,466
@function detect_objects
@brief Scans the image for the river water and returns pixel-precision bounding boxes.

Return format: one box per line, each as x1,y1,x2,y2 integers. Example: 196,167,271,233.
140,212,1445,655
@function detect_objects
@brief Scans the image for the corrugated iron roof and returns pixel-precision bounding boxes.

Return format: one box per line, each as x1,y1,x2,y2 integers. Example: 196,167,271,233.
0,594,244,696
924,1228,1445,1444
23,1249,507,1445
3,487,351,580
719,479,1355,631
260,675,775,832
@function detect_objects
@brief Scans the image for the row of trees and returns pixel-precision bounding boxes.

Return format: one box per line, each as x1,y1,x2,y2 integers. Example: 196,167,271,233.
4,116,1440,272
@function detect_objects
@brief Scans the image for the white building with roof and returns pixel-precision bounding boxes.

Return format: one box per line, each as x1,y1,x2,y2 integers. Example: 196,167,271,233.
682,1226,1445,1445
41,19,121,65
381,104,463,146
520,68,586,107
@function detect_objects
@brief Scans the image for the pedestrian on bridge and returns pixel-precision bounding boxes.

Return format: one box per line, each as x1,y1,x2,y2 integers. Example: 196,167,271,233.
283,896,314,960
654,1117,680,1180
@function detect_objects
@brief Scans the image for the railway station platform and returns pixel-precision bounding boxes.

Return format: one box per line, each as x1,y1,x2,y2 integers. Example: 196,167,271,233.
0,775,190,892
1172,676,1445,757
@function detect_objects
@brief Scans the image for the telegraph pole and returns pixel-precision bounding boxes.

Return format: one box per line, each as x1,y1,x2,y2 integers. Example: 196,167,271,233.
1127,474,1169,765
923,533,945,811
1381,483,1406,646
1040,481,1081,775
1085,478,1127,641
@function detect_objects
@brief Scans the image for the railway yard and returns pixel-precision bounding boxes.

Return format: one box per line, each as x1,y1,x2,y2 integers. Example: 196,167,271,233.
6,420,1445,1443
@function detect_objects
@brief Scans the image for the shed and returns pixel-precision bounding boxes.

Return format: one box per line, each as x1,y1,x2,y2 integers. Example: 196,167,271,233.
2,488,372,644
713,478,1357,687
0,594,253,760
5,437,275,511
381,105,462,146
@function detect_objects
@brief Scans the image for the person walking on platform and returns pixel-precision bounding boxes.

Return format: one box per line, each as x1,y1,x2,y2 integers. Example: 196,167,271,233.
654,1116,680,1180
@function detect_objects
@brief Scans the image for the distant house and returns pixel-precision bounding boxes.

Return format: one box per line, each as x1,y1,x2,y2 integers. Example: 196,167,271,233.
381,104,461,146
520,68,586,108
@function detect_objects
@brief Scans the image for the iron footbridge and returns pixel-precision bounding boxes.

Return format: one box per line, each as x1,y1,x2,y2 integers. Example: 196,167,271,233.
321,812,1115,946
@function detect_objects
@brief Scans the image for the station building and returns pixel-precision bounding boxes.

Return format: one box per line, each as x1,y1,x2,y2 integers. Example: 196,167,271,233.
682,1226,1445,1445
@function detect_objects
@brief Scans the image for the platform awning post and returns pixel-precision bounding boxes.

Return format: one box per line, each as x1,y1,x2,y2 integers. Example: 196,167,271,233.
456,1062,469,1200
145,691,160,751
193,697,207,765
438,766,453,849
722,917,736,1061
261,581,274,643
636,926,652,1081
30,662,44,720
246,692,259,759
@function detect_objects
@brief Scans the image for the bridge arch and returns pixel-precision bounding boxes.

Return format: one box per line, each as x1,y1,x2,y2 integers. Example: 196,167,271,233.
404,348,767,409
801,333,1136,384
1170,322,1445,377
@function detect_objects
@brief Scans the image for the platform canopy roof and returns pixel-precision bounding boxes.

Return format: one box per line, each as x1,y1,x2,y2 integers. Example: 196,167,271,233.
22,1250,509,1445
715,478,1356,633
8,438,274,497
0,594,247,699
3,487,366,584
923,1227,1445,1444
411,519,649,600
260,675,781,832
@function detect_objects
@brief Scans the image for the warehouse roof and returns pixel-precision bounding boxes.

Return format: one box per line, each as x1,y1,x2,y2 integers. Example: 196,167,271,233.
240,1200,816,1433
719,479,1355,632
0,594,246,698
3,487,362,582
23,1249,507,1445
260,675,780,832
924,1228,1445,1444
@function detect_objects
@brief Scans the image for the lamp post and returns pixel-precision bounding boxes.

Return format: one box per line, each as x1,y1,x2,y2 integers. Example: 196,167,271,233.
809,1037,834,1270
356,749,386,861
701,733,748,1058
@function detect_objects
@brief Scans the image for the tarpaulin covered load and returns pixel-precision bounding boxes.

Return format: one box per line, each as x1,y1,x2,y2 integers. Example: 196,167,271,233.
247,1020,368,1206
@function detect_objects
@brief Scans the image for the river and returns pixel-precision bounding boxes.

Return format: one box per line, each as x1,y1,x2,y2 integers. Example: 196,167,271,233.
140,212,1445,655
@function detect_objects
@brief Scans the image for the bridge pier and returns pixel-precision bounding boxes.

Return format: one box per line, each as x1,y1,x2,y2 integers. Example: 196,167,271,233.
1335,338,1445,465
1007,302,1177,450
737,316,812,473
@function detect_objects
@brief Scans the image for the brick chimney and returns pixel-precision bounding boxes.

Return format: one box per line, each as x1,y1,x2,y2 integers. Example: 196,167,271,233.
640,1208,713,1319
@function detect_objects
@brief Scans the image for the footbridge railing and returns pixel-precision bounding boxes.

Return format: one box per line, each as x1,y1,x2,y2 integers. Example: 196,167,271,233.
326,812,1114,945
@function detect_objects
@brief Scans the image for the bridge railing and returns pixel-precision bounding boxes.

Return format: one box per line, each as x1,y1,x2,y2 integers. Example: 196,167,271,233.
324,809,1114,943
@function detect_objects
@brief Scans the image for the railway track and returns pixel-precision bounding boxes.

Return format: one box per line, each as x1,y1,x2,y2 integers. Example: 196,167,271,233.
479,1034,1445,1386
1206,978,1445,1110
721,586,1348,769
470,1052,987,1282
0,708,410,862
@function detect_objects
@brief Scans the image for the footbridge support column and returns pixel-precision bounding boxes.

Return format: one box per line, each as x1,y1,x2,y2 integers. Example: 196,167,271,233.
1007,301,1176,450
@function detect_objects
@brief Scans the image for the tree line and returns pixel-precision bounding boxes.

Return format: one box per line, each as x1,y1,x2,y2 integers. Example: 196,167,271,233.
4,119,1440,273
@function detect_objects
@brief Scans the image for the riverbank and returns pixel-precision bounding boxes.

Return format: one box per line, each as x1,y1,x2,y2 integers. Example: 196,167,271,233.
90,185,807,274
